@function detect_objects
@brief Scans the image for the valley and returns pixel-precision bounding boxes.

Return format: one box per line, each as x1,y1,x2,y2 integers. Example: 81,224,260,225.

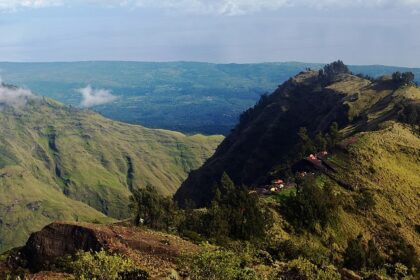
1,61,419,135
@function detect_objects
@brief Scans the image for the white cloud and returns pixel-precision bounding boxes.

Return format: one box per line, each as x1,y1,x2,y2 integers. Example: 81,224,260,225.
88,0,420,15
0,0,63,11
77,85,117,108
2,0,420,14
0,82,35,109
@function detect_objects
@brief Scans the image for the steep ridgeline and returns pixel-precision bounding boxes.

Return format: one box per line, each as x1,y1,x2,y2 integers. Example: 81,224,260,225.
0,94,223,252
175,63,420,207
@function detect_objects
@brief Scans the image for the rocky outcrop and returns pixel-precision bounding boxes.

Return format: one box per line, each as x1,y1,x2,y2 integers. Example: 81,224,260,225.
21,222,103,271
13,222,198,278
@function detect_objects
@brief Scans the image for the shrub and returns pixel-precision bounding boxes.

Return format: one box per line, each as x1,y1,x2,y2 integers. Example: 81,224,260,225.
270,258,340,280
355,190,376,212
178,244,258,280
118,269,149,280
343,235,366,271
365,240,384,270
71,249,146,280
270,239,329,265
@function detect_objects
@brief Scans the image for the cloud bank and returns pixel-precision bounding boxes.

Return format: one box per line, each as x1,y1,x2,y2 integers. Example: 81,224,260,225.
77,85,117,108
0,83,35,109
2,0,420,14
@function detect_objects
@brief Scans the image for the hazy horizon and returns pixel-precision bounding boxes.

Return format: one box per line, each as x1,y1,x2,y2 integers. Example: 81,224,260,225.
1,1,420,67
0,60,419,69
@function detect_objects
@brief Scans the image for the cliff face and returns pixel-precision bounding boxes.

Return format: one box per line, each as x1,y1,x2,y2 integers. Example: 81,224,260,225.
175,69,417,207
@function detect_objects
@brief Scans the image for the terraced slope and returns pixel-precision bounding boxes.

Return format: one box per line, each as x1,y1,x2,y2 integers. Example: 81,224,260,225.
0,97,223,252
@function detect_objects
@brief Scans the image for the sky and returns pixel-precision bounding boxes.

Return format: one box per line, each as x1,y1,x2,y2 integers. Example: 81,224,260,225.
0,0,420,67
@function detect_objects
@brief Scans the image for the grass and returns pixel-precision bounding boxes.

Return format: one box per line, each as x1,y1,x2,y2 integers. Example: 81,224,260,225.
314,122,420,253
268,119,420,262
270,188,297,202
0,98,223,252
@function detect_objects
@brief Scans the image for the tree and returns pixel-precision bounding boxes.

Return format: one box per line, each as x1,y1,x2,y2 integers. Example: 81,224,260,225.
298,127,315,157
402,72,415,85
392,71,402,83
206,196,230,241
328,122,342,148
130,185,180,231
314,132,328,152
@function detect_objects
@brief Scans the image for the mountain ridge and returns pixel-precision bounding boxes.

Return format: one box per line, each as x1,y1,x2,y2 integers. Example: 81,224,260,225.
175,66,420,207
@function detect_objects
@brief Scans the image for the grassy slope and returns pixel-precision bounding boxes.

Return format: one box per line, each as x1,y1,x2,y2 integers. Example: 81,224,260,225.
265,122,420,266
337,122,419,249
0,98,223,252
251,78,420,261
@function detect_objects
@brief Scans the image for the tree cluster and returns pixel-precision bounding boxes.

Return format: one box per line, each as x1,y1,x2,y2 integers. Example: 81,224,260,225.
297,122,342,158
392,71,415,86
238,93,270,129
398,102,420,134
203,173,268,241
178,173,269,243
130,174,269,244
318,60,350,84
282,175,341,232
130,185,181,231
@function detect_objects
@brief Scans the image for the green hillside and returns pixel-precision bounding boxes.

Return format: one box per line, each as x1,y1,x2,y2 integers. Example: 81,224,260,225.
1,63,419,279
175,65,420,207
0,96,223,252
172,62,420,277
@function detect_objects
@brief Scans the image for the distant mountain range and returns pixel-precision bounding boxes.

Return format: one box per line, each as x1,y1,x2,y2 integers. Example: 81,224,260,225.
1,61,418,135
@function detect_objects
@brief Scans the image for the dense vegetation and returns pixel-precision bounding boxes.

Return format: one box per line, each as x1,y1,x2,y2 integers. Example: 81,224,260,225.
130,173,269,244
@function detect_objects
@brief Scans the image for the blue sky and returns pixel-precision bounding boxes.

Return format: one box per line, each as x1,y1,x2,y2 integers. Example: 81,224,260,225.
0,0,420,67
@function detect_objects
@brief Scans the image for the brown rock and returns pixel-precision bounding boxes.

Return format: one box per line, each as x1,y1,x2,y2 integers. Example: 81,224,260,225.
21,222,103,271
